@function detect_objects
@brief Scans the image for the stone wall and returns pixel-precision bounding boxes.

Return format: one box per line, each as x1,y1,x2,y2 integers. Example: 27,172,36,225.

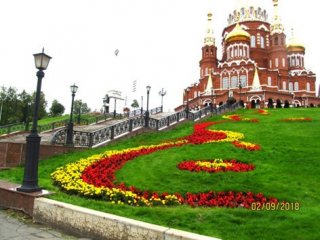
33,198,220,240
0,142,85,168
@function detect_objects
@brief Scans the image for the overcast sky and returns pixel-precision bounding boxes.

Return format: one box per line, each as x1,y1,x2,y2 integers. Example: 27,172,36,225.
0,0,318,113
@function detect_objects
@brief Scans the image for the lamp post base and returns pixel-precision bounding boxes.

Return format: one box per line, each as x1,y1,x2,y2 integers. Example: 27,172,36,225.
17,133,41,193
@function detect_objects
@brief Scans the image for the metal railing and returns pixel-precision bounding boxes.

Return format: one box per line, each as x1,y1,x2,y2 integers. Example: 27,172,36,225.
51,116,145,147
50,102,241,148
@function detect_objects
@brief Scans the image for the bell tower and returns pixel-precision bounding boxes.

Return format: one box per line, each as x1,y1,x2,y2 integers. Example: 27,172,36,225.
199,13,217,78
269,0,288,72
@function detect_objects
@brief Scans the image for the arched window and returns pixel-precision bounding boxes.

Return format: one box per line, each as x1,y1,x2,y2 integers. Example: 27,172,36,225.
222,77,229,89
251,36,256,47
289,82,293,92
261,36,265,48
306,82,310,91
275,36,279,45
294,82,299,91
282,81,286,90
297,57,300,66
240,75,247,86
231,76,238,88
275,58,279,67
269,60,272,69
268,76,272,86
282,58,286,67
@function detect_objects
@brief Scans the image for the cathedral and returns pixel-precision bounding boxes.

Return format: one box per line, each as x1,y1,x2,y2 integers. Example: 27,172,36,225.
177,0,320,110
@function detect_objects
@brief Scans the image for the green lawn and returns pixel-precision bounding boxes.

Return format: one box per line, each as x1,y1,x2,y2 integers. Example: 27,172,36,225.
0,108,319,240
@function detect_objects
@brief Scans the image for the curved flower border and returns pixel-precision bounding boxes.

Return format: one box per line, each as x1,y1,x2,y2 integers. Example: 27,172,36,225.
51,122,275,209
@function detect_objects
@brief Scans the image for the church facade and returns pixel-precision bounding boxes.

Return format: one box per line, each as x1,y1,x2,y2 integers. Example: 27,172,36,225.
177,0,320,111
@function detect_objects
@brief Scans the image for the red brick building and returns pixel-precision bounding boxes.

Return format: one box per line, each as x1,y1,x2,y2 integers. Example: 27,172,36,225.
177,0,320,111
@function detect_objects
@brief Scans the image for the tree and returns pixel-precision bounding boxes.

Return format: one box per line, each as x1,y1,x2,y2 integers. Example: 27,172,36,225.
50,99,65,116
18,90,32,123
73,100,91,114
131,99,139,109
0,86,20,125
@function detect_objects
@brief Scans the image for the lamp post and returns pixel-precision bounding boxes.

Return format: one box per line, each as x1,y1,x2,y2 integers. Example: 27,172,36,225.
239,81,243,106
186,88,190,118
103,94,109,114
211,87,214,113
77,100,82,124
140,96,143,115
145,86,151,127
66,84,78,146
113,98,117,118
17,49,51,193
158,88,167,112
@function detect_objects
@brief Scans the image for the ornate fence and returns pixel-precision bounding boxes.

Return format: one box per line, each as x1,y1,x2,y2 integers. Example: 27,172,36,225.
51,102,241,147
51,116,145,147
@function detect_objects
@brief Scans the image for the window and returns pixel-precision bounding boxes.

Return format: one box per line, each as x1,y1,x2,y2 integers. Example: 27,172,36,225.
261,36,265,48
240,75,247,87
251,36,256,47
282,81,286,90
222,77,229,89
269,60,272,69
294,82,299,91
306,82,310,91
275,58,279,67
289,82,293,92
275,36,279,45
297,57,300,66
268,76,272,86
282,58,286,67
231,76,238,88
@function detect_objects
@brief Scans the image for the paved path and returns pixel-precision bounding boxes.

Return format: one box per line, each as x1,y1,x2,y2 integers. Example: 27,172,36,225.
0,207,89,240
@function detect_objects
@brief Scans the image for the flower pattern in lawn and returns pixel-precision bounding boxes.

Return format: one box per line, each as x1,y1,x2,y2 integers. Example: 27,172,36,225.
178,159,255,173
51,121,277,209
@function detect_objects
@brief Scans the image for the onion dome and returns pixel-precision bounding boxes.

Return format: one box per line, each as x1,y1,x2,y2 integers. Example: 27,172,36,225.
225,23,250,43
287,28,305,51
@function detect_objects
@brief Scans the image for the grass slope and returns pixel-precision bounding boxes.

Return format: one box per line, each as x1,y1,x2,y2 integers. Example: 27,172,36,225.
0,108,319,240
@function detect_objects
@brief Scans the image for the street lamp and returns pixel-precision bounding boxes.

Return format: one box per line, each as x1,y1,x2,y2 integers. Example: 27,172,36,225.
17,49,51,193
158,88,167,112
66,84,78,145
211,87,214,113
113,97,117,118
77,100,82,124
103,94,109,114
140,96,143,115
186,88,190,118
145,85,151,127
239,80,243,106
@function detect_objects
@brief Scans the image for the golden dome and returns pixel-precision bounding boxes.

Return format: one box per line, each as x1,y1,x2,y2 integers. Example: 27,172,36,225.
226,23,250,43
287,29,305,51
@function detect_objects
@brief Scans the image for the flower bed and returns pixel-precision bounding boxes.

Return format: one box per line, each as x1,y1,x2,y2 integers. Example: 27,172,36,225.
178,159,255,173
281,117,312,122
222,114,259,123
232,141,261,151
257,109,269,115
51,121,276,209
